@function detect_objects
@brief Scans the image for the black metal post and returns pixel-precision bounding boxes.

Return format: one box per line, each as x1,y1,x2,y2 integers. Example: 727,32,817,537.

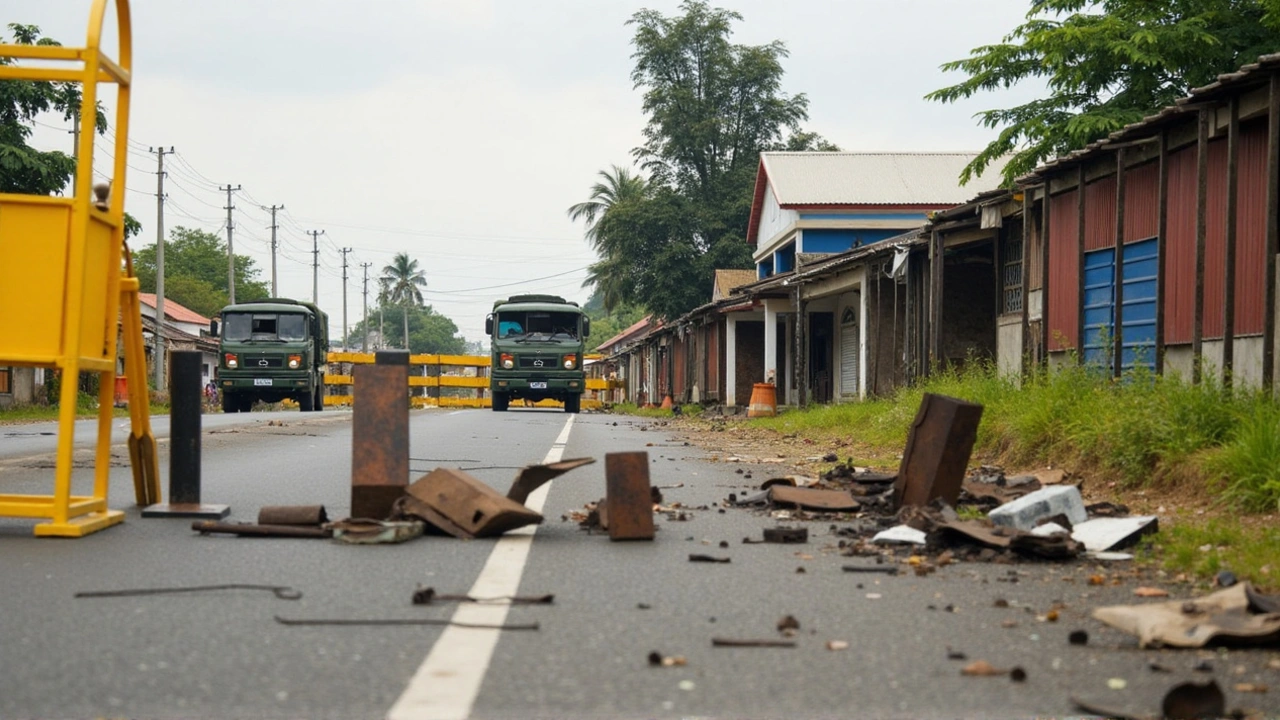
142,351,229,518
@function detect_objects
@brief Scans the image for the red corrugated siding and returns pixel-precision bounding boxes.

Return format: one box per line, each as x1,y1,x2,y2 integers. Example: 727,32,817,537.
706,323,719,397
1048,189,1080,350
1203,139,1228,339
673,337,687,397
1084,176,1117,250
1234,121,1268,336
1027,213,1043,291
1124,161,1159,242
1164,147,1198,344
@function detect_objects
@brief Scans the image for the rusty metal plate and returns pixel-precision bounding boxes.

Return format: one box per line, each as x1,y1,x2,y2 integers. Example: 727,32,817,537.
351,361,409,520
403,467,543,538
893,393,984,510
258,505,328,526
767,485,859,511
605,452,655,541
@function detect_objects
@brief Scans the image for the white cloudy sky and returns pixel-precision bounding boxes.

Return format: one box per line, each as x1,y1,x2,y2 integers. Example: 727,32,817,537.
12,0,1043,345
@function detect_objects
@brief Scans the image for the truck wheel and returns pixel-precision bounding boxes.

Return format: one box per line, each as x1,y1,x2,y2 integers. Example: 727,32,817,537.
239,395,256,413
298,391,314,412
564,394,580,414
221,393,238,413
492,392,509,412
314,387,324,412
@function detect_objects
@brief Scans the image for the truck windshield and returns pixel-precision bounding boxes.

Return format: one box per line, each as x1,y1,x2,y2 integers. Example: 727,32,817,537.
223,312,308,342
496,311,579,340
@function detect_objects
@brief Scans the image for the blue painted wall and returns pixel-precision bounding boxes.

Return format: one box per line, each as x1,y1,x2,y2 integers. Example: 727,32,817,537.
775,244,796,273
802,228,905,253
799,212,930,222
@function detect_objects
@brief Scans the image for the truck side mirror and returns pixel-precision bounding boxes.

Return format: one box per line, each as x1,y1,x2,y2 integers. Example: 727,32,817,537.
582,317,590,338
209,319,219,338
485,315,494,336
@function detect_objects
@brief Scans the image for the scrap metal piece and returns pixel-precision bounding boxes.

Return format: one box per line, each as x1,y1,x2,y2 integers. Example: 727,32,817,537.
76,584,301,600
329,518,424,544
351,352,410,520
1093,583,1280,648
605,451,656,541
191,520,332,539
842,564,900,576
768,485,859,511
893,393,984,510
762,527,808,543
507,457,595,505
711,638,796,648
274,615,538,630
689,554,731,563
257,505,328,526
411,587,555,605
401,467,543,539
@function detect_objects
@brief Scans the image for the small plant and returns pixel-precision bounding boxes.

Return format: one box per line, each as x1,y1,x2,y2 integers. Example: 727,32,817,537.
1204,398,1280,512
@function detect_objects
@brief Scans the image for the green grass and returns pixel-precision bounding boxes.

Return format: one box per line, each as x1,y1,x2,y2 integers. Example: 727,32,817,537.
0,395,170,424
1142,519,1279,589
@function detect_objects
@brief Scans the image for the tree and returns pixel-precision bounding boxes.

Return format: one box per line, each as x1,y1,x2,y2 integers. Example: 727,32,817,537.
132,226,270,315
380,253,427,350
567,165,650,248
571,1,831,320
582,292,646,353
926,0,1280,186
349,304,464,354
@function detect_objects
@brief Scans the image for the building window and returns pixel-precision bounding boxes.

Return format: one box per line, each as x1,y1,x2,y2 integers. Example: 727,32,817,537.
0,366,10,394
1002,224,1024,314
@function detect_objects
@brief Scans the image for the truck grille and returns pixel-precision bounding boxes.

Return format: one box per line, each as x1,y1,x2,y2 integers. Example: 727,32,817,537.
518,356,557,369
245,356,284,368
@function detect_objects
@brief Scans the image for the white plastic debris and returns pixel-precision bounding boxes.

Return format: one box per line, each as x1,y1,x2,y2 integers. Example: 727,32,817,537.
988,485,1088,531
1071,516,1158,552
1031,522,1071,537
872,525,927,546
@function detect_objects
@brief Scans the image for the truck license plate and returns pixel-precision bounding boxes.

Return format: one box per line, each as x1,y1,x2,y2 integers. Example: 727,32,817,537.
529,382,547,389
254,378,273,386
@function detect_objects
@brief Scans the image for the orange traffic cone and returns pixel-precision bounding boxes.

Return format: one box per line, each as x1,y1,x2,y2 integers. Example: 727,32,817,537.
660,395,673,409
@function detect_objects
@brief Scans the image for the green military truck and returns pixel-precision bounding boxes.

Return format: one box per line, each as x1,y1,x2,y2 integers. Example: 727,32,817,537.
486,294,590,413
211,298,329,413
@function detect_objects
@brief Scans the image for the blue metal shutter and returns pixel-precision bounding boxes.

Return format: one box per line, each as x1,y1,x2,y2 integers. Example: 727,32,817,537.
1082,248,1116,369
1119,238,1158,372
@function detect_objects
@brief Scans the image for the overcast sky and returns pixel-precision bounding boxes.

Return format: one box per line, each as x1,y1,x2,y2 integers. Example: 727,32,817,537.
13,0,1044,345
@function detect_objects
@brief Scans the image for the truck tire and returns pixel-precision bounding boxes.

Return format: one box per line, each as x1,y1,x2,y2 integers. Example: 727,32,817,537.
222,393,238,413
313,387,324,412
298,391,314,412
492,392,509,412
564,394,580,414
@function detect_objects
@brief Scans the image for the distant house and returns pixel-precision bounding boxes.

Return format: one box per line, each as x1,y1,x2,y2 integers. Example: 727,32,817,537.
137,294,219,387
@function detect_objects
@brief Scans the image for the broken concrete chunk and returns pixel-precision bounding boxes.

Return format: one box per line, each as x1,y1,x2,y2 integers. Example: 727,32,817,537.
872,525,927,546
988,485,1087,532
1070,516,1158,552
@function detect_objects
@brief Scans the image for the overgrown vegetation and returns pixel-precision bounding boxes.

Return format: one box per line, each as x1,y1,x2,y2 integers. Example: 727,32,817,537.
755,360,1279,511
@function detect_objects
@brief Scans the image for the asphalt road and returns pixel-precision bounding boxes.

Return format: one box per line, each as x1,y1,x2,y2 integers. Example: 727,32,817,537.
0,407,1277,719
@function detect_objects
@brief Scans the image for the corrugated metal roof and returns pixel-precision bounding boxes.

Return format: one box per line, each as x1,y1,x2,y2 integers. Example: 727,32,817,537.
139,293,211,325
594,315,654,353
760,152,1008,206
713,269,757,301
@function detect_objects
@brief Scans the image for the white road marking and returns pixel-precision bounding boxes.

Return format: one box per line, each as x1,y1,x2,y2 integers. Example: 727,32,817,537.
387,415,575,720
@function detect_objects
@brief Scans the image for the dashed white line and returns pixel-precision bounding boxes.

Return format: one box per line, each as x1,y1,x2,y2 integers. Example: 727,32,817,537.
387,415,575,720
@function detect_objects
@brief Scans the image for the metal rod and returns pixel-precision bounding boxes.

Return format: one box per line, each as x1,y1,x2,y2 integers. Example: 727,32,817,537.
274,616,539,631
77,584,302,600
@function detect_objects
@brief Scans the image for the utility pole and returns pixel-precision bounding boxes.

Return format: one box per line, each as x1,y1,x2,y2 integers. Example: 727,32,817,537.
221,184,241,304
339,247,352,351
263,204,284,297
151,146,173,390
68,111,80,185
361,262,371,352
307,229,325,305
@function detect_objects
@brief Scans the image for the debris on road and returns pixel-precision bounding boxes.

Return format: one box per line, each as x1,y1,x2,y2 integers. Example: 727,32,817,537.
825,640,849,651
988,485,1088,531
767,485,859,512
762,527,808,543
1093,582,1280,648
871,525,927,546
191,520,332,539
273,615,540,630
647,651,687,667
606,452,656,541
1070,516,1158,553
76,584,302,600
892,393,984,510
711,637,797,648
257,505,328,525
411,587,555,605
841,564,899,575
1072,679,1228,720
689,554,731,563
329,518,424,544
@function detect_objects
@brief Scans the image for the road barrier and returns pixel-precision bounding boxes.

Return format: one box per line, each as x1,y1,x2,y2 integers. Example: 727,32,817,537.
323,352,610,409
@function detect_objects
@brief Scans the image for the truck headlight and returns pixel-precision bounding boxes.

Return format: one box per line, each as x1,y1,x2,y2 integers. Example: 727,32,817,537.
562,355,576,370
501,353,514,369
225,353,238,369
288,354,301,369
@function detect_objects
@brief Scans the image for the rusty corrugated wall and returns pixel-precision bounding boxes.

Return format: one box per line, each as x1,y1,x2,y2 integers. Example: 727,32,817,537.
1164,146,1198,345
673,333,688,399
1047,189,1080,351
1123,161,1160,242
1084,176,1117,251
705,322,720,402
1234,120,1269,336
1204,138,1229,339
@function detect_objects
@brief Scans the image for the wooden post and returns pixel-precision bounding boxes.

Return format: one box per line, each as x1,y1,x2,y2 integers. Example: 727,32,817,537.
1041,183,1052,367
1156,130,1169,376
1263,74,1279,394
1077,165,1087,362
1114,149,1127,377
1224,97,1240,389
1021,189,1033,378
1193,108,1209,384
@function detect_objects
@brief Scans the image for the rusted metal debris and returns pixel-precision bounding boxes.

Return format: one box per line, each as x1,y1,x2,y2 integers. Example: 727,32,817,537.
329,518,424,544
689,554,731,563
274,616,539,630
351,352,411,520
762,527,808,543
767,485,859,511
76,584,302,600
507,457,596,505
841,564,900,575
191,521,332,539
257,505,328,526
1072,679,1227,720
893,393,984,510
411,586,554,605
711,637,796,648
605,452,656,541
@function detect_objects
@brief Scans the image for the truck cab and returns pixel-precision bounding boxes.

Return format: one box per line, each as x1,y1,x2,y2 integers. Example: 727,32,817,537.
486,294,589,413
212,298,328,412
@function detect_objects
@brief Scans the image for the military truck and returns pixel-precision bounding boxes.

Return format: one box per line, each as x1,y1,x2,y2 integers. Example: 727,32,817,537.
486,294,590,413
210,298,329,413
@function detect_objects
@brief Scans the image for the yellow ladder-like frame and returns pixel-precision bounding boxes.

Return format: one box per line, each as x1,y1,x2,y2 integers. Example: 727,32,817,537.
0,0,159,536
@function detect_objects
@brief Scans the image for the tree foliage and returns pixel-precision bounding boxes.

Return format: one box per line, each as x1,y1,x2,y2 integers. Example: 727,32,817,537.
582,293,647,352
132,226,270,316
347,304,463,355
379,253,427,350
572,1,831,321
927,0,1280,186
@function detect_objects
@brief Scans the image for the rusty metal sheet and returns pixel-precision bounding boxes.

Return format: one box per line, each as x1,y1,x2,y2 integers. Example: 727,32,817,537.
257,505,328,526
767,485,859,511
351,355,410,520
893,393,984,510
402,467,543,538
507,457,595,505
605,452,655,541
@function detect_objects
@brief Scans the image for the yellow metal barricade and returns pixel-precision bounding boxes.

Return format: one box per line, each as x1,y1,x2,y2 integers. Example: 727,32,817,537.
0,0,159,537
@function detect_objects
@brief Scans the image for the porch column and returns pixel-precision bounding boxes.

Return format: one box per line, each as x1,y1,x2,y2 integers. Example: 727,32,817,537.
764,299,781,385
726,316,738,407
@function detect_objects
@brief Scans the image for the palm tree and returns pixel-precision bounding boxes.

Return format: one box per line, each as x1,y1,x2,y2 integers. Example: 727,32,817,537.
567,164,649,250
380,253,427,350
